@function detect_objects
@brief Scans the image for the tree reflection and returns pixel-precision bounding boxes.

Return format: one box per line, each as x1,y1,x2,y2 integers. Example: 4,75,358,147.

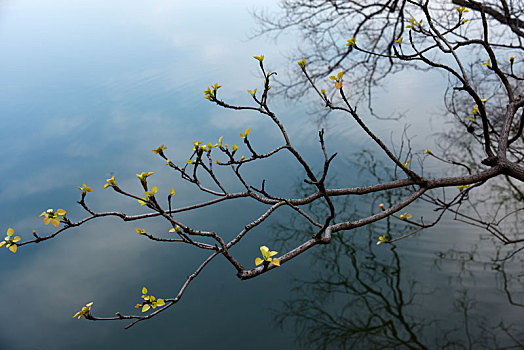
275,217,523,349
273,166,523,349
277,234,430,349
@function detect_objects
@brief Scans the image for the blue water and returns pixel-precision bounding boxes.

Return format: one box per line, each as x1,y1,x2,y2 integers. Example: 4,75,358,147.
0,1,522,349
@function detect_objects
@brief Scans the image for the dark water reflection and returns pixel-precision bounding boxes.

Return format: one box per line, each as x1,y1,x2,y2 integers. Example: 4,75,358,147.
272,176,524,349
274,225,524,349
0,1,523,350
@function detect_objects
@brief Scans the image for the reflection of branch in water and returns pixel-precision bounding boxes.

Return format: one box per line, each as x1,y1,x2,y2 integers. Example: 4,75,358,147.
434,240,524,346
270,175,429,348
493,248,524,308
274,218,524,349
271,161,524,348
275,231,428,350
434,246,479,283
454,291,474,350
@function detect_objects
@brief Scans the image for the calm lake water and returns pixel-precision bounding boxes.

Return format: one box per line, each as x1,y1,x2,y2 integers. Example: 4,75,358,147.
0,1,522,349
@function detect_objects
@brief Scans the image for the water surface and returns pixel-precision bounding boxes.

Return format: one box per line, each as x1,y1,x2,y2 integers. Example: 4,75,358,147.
0,1,522,349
